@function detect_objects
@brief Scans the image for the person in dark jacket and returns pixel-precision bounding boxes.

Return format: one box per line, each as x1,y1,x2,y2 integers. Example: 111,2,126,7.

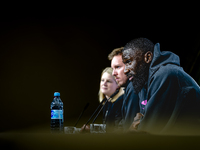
99,67,124,132
108,47,140,130
81,67,124,133
122,37,200,135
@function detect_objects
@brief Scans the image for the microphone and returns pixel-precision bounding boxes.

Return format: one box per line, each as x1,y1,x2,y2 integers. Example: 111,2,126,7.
74,102,90,127
83,89,119,130
83,99,106,130
92,89,119,124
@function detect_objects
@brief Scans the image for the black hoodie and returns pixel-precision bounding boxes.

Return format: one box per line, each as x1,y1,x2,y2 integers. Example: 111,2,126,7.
138,43,200,135
122,80,140,130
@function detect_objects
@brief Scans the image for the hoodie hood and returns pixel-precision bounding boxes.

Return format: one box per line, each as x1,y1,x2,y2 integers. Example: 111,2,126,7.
149,43,180,78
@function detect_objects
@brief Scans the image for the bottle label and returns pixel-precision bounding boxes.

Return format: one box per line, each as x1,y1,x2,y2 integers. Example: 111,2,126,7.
51,110,63,119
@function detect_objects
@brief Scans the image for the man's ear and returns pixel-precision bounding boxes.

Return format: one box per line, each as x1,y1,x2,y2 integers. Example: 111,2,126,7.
144,51,153,63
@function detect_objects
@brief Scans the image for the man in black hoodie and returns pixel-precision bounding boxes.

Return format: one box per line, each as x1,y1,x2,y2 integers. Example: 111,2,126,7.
122,38,200,135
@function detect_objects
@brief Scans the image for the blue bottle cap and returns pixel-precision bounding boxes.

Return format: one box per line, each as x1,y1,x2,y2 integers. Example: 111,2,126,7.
54,92,60,96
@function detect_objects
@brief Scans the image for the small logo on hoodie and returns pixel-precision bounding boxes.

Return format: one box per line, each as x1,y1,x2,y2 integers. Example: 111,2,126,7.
141,100,147,109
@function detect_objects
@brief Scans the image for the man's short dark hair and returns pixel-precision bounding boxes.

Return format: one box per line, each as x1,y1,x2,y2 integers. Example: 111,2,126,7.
123,38,154,54
108,47,124,60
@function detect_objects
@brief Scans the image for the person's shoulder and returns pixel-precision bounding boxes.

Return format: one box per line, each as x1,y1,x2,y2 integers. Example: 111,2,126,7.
115,94,124,103
126,81,134,91
149,64,181,87
112,94,124,107
154,64,180,79
124,81,139,100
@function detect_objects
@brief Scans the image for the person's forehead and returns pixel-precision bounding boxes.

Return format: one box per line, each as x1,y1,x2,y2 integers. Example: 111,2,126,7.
102,72,114,80
122,49,135,58
113,54,122,59
102,72,111,77
112,55,123,63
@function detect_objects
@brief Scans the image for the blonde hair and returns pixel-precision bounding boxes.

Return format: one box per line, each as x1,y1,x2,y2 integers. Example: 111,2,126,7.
98,67,118,103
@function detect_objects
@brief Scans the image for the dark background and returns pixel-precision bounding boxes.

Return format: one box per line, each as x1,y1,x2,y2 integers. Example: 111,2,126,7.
0,3,200,132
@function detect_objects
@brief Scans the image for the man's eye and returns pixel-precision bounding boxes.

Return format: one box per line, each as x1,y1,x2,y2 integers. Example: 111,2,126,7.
125,60,131,64
116,66,120,69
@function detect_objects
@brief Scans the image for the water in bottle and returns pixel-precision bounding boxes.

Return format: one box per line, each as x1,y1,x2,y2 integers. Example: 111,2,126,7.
50,92,64,133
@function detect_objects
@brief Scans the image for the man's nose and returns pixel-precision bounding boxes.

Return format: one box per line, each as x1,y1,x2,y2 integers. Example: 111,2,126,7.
112,70,117,76
124,66,129,75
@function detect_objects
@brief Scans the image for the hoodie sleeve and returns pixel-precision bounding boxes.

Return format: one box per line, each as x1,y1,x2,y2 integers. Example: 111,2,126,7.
138,64,181,134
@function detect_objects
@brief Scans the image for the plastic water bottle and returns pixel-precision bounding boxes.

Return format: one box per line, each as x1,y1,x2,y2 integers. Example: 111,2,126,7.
50,92,64,133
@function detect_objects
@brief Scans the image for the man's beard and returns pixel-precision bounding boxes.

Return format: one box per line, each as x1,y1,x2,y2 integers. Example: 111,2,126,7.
131,62,149,94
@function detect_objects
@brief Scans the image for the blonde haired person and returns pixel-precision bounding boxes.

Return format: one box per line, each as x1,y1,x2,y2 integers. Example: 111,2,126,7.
81,67,124,133
99,67,124,132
